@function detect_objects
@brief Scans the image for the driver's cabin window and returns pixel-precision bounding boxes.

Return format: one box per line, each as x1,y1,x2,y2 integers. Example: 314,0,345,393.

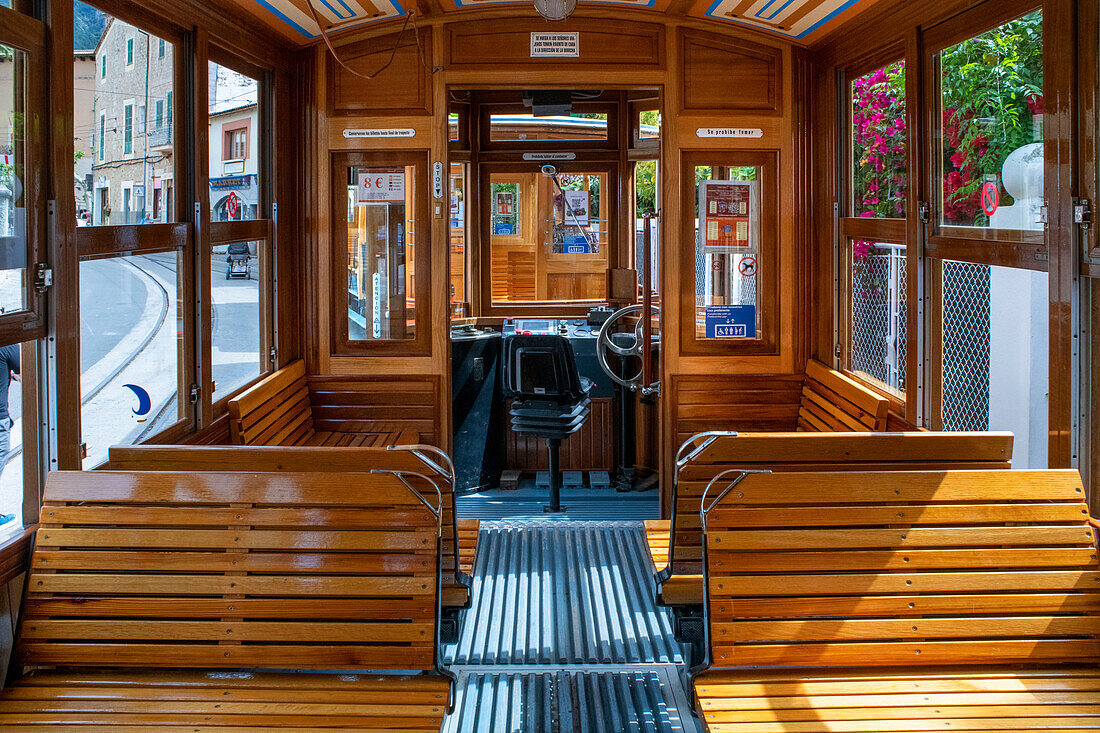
488,169,610,304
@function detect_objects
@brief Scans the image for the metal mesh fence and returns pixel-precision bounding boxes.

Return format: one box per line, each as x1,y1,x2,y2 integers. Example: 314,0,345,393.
941,260,991,431
849,243,907,393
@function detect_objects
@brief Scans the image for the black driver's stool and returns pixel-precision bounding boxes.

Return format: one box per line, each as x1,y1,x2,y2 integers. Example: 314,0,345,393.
504,335,592,512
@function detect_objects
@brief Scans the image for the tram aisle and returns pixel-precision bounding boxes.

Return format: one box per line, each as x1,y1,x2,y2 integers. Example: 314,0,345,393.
443,520,700,732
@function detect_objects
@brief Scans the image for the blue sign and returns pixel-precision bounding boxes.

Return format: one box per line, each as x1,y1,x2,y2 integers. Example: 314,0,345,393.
564,235,591,254
495,222,514,235
705,305,756,339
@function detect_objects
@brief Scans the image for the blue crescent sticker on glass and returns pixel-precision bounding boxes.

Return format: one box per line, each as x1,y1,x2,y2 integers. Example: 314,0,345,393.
123,384,152,416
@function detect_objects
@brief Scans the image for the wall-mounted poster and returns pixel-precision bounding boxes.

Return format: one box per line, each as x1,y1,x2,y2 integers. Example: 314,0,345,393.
357,169,405,203
698,180,756,250
563,190,590,226
495,191,515,217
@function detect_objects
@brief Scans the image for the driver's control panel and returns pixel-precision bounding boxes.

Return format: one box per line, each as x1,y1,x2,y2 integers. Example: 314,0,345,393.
503,318,598,339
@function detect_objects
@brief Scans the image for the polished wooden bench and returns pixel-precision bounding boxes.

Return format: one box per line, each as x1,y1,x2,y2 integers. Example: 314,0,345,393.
107,444,479,610
0,469,452,730
228,360,419,447
650,431,1013,608
693,468,1100,732
796,359,890,431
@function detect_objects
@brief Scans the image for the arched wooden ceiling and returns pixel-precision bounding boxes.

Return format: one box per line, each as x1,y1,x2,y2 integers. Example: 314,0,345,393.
232,0,883,44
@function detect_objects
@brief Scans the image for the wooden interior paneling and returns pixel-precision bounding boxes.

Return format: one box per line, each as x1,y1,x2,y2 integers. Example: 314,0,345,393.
671,374,804,445
506,397,614,472
308,374,441,446
444,18,665,69
679,29,781,114
328,31,433,116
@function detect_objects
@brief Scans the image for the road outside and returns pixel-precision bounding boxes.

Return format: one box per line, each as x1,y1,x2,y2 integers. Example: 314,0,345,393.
0,248,262,522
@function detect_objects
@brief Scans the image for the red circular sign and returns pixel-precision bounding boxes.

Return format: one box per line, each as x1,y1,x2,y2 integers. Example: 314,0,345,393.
227,192,240,219
739,256,758,277
981,182,1000,216
712,260,722,272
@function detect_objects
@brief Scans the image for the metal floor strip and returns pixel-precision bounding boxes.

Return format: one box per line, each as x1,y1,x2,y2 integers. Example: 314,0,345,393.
445,521,682,665
444,669,701,733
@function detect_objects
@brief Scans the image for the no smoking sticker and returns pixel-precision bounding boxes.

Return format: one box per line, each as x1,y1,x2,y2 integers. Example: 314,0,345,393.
981,182,1000,216
739,256,758,277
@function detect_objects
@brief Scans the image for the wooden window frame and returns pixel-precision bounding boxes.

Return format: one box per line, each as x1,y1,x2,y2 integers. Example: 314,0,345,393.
206,45,276,420
477,158,620,317
330,149,432,357
678,149,780,357
835,48,912,413
1079,0,1100,274
72,3,195,443
0,7,47,344
922,0,1047,272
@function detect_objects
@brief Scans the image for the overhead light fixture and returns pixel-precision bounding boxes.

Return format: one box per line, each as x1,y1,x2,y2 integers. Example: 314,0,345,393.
533,0,577,22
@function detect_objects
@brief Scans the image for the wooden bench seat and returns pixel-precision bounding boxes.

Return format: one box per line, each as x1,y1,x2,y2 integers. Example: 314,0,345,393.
106,444,480,608
693,468,1100,732
797,360,890,432
0,469,452,731
228,360,419,448
653,431,1013,607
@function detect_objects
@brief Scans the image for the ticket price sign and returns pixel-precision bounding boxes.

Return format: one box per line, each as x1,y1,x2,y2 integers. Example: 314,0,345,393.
697,180,757,251
357,170,405,203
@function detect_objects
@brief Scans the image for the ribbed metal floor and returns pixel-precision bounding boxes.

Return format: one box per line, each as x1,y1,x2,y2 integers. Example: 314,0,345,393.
457,488,660,521
445,521,681,665
445,669,698,733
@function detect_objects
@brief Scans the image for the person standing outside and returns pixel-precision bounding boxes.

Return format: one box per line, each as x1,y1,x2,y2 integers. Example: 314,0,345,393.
0,344,19,482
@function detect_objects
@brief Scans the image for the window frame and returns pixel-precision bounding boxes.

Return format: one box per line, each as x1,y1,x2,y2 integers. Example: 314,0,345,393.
330,149,433,357
205,45,277,418
476,158,621,317
835,46,915,410
922,0,1047,272
0,6,48,344
678,149,780,357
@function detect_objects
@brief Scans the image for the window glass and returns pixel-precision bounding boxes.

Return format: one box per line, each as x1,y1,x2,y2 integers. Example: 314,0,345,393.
0,43,29,315
208,61,260,222
489,113,607,142
346,165,416,341
80,250,184,468
851,61,906,218
489,170,608,303
449,163,466,318
448,112,459,142
0,340,38,533
847,240,907,395
940,260,1048,467
78,3,174,226
638,109,660,140
938,11,1043,229
211,241,266,401
693,165,761,340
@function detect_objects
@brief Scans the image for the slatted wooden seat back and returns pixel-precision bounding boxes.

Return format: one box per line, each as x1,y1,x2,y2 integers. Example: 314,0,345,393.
106,444,476,605
228,360,314,445
797,359,890,432
227,361,420,447
18,469,443,671
662,431,1013,583
700,469,1100,669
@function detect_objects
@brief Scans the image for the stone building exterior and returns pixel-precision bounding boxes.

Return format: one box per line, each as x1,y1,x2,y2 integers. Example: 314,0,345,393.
91,18,175,226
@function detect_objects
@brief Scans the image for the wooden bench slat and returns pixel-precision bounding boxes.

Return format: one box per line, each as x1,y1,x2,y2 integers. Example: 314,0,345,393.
31,574,435,597
33,549,433,573
36,528,436,551
709,525,1096,550
21,620,435,643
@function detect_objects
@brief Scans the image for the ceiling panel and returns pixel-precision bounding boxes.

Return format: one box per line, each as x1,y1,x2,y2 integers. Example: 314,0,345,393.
232,0,878,44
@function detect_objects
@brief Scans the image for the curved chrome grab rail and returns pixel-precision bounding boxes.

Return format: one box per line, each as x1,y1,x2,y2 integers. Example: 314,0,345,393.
675,430,739,471
389,443,456,485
